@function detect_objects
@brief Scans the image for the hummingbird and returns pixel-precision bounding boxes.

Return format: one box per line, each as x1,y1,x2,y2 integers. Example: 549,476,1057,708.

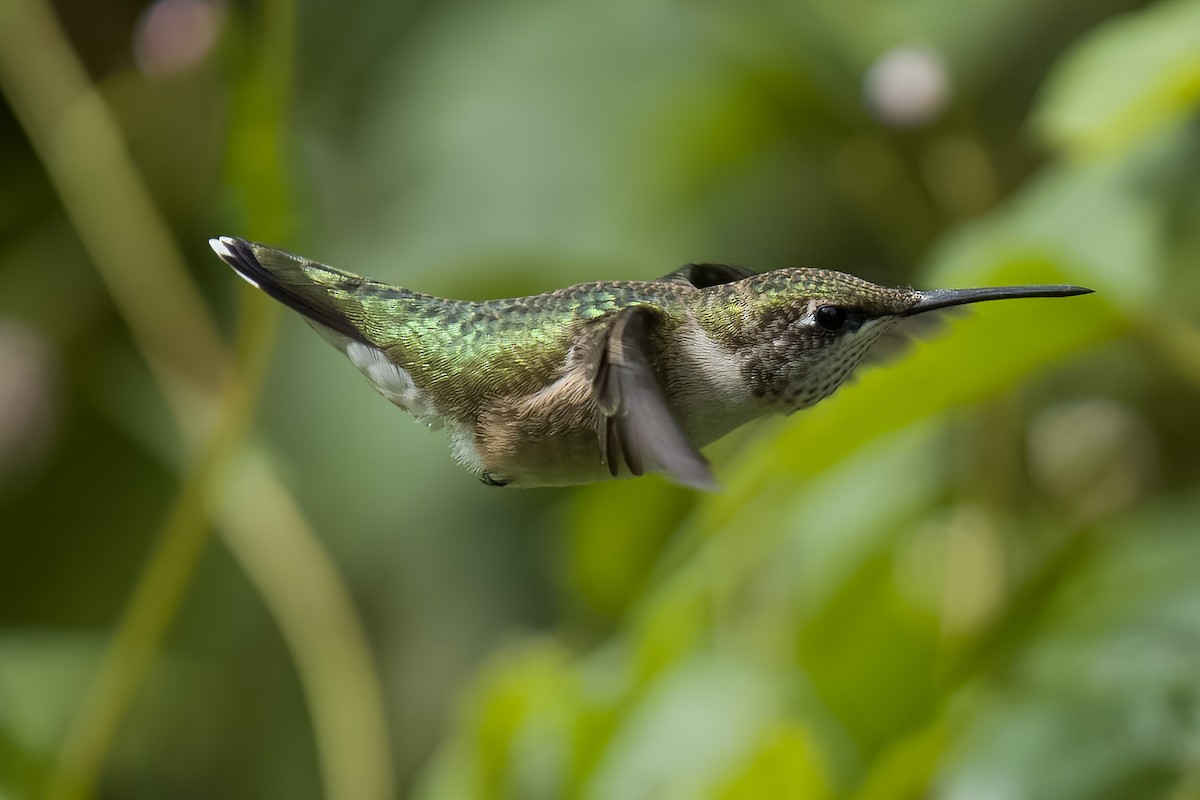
210,237,1091,490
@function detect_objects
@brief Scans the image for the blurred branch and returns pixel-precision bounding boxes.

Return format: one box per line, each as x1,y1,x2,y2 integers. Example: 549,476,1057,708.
40,312,265,800
212,450,395,800
0,0,224,446
0,1,394,798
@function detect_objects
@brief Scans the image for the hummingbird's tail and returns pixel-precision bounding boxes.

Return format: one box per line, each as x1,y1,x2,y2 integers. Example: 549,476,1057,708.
210,236,374,344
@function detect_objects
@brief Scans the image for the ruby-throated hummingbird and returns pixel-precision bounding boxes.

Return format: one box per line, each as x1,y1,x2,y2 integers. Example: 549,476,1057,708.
211,237,1090,489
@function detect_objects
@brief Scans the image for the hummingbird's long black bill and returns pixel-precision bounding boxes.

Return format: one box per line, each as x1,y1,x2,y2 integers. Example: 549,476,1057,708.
903,285,1093,316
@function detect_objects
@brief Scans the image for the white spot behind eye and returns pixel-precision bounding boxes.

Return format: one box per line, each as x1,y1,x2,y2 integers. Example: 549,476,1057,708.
798,299,820,328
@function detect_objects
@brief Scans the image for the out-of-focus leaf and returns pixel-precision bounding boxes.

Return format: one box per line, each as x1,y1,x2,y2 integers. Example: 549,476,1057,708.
563,480,695,624
1032,0,1200,160
626,424,949,711
417,642,580,800
357,0,739,276
0,632,102,793
927,152,1169,305
586,654,780,800
939,496,1200,800
795,550,941,755
849,720,946,800
717,721,834,800
626,569,709,687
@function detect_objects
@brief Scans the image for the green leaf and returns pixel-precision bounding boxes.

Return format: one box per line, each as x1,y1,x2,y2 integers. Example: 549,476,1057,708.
1032,0,1200,159
563,480,695,624
586,655,781,799
717,721,834,800
926,160,1163,306
0,632,104,796
849,720,947,800
417,642,580,800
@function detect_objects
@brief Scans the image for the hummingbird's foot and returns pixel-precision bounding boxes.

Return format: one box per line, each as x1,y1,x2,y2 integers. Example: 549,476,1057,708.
480,472,511,487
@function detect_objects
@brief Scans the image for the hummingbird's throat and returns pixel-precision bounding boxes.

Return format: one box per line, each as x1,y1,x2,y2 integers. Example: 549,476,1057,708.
781,319,895,411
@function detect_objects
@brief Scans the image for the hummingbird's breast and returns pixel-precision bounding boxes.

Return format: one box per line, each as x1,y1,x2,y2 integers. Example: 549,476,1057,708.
661,321,765,445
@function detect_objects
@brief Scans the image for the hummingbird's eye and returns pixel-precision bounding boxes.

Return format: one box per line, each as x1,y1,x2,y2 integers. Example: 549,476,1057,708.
814,305,848,332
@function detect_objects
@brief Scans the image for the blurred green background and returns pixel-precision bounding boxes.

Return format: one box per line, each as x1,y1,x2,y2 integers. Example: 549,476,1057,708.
2,0,1200,797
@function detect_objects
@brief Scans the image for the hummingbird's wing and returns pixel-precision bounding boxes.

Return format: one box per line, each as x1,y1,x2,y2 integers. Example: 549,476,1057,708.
659,263,758,288
591,306,716,491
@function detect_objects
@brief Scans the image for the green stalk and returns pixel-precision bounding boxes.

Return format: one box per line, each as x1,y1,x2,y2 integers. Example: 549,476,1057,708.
0,1,394,797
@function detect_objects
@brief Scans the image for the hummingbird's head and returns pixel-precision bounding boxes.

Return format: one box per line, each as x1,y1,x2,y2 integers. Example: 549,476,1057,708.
740,269,1092,412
